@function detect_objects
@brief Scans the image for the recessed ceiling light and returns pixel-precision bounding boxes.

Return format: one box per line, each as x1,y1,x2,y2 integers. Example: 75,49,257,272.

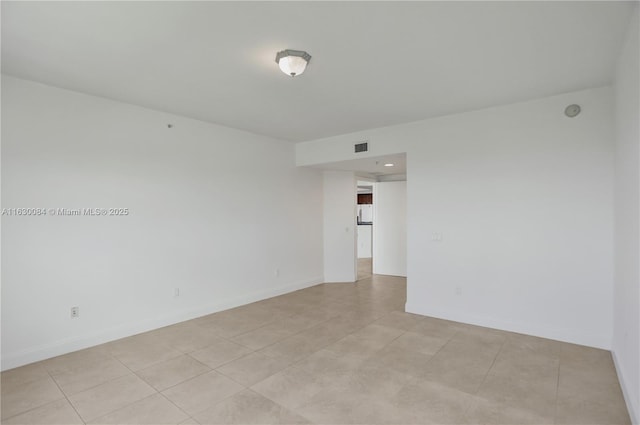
384,163,394,167
564,104,581,118
275,49,311,77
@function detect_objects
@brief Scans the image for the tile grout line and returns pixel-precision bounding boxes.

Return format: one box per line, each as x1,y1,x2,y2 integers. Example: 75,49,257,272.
458,334,507,418
48,354,135,398
474,335,507,391
156,390,197,423
44,368,86,425
82,351,218,424
2,357,126,423
144,355,214,392
110,308,349,399
246,315,339,355
209,309,300,341
245,311,400,391
76,354,159,424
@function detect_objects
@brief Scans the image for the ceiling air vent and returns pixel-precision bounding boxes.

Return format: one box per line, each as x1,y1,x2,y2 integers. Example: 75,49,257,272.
354,142,368,153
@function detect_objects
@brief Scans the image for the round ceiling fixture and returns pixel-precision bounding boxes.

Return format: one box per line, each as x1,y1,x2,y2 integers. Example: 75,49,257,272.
275,49,311,77
564,104,581,118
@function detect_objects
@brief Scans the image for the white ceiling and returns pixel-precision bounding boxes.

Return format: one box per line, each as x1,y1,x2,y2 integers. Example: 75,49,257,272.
315,153,407,177
2,2,634,142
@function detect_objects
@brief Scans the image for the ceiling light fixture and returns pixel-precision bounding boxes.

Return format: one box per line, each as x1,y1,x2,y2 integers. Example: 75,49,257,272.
384,163,394,167
275,49,311,77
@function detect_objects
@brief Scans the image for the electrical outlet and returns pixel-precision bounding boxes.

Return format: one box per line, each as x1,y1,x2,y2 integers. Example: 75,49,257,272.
275,268,280,277
455,287,462,296
70,306,79,318
174,288,180,297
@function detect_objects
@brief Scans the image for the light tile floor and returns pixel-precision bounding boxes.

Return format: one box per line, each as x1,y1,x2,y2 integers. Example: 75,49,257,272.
1,274,631,424
357,258,372,281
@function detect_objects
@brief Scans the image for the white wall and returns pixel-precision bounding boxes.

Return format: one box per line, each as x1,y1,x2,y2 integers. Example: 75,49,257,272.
357,225,372,259
323,171,356,282
1,76,324,370
612,8,639,424
373,181,407,277
298,86,615,349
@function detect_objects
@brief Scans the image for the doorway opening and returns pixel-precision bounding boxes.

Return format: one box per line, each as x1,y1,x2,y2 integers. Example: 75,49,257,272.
313,152,407,285
357,182,374,281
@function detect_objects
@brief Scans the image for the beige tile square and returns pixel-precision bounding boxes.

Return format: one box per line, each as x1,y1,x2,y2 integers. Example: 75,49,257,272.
366,345,433,378
258,333,326,362
445,337,503,359
51,356,131,395
476,373,557,419
270,314,325,334
560,343,613,368
161,371,244,416
497,336,561,363
421,340,499,394
226,304,291,323
294,389,407,425
229,314,322,351
502,333,562,359
216,352,291,386
68,374,156,422
300,319,355,347
198,314,267,339
137,355,211,391
291,308,339,323
392,379,474,424
148,322,227,354
323,334,387,360
1,377,65,420
353,323,404,342
558,363,623,405
88,393,189,425
556,394,631,425
451,325,507,348
189,340,252,369
338,308,384,329
338,306,386,326
108,338,184,371
387,331,448,355
293,349,365,379
250,366,328,411
374,311,425,331
410,316,462,340
1,363,50,388
464,396,554,425
337,363,414,398
193,389,311,424
43,346,113,376
2,398,83,425
230,327,291,351
489,349,559,384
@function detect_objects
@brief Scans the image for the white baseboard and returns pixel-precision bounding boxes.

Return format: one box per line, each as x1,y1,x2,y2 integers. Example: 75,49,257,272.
405,302,611,350
612,350,639,425
1,276,324,371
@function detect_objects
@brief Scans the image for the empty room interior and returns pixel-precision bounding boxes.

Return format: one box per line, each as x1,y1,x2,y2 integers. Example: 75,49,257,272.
1,2,639,425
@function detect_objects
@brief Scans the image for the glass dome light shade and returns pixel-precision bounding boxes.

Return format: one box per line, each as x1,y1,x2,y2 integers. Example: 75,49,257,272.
275,50,311,77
